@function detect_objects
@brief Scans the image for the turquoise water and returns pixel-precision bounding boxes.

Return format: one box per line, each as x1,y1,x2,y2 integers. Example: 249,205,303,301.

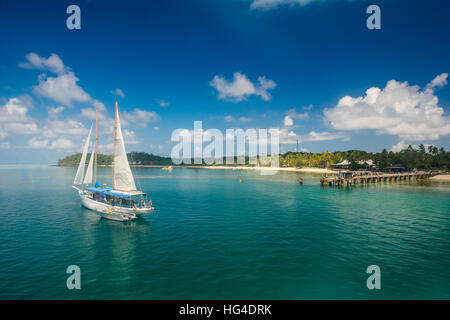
0,165,449,299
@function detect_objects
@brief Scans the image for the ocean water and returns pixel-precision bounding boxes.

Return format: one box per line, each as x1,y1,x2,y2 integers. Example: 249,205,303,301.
0,165,449,299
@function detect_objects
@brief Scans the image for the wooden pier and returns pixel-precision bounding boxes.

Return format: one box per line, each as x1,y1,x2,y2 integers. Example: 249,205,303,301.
320,171,436,187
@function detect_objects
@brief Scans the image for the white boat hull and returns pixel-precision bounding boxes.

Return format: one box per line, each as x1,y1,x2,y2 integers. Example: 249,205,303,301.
79,193,152,215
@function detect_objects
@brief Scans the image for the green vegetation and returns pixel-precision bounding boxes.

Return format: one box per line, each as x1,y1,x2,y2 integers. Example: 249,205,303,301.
57,153,112,166
58,152,171,166
280,145,450,171
58,145,450,171
127,152,172,165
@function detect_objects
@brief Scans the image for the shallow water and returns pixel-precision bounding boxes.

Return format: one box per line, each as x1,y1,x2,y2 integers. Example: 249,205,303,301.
0,165,449,299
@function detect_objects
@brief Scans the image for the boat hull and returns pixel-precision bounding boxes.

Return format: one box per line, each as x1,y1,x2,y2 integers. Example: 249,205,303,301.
79,193,152,215
97,210,136,221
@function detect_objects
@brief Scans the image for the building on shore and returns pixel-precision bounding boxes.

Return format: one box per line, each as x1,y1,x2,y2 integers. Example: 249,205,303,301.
358,159,377,170
331,159,350,170
385,165,406,173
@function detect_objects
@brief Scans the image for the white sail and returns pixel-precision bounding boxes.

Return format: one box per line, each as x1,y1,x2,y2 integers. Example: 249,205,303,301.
83,145,95,185
73,126,92,185
113,111,136,191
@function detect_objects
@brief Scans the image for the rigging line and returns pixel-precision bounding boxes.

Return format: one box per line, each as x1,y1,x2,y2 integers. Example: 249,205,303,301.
129,151,144,195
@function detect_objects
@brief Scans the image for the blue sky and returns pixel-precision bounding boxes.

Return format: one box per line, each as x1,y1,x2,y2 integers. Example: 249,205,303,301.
1,0,450,163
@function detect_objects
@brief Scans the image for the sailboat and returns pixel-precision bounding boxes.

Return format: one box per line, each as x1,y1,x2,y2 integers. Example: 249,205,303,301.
72,102,153,220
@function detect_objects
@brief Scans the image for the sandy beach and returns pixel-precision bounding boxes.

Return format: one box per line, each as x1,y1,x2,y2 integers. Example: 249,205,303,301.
430,174,450,181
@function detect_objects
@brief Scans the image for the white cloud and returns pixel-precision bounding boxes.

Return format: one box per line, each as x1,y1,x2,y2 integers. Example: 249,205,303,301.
122,108,160,128
0,96,32,122
224,115,253,123
81,100,108,120
156,99,169,107
27,136,77,150
20,53,159,154
426,73,448,89
0,142,10,149
25,115,88,150
81,101,114,135
153,126,159,131
81,107,102,121
324,74,450,141
123,129,139,144
282,109,309,128
251,0,321,10
48,137,76,150
239,116,253,123
111,88,126,98
19,52,68,74
390,141,419,153
302,104,313,111
22,53,106,112
277,127,299,144
0,96,38,139
47,106,64,118
283,115,294,127
81,101,112,134
92,100,106,113
210,72,276,102
42,118,89,138
250,0,360,10
27,137,49,149
287,108,309,120
33,72,91,106
224,115,235,122
15,53,128,153
301,131,348,142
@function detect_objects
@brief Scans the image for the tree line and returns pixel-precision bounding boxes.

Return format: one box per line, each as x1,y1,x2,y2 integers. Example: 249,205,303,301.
58,152,172,166
280,145,449,170
58,145,450,171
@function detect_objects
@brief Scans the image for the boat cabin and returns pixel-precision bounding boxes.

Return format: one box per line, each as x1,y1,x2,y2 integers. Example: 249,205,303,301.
85,187,147,208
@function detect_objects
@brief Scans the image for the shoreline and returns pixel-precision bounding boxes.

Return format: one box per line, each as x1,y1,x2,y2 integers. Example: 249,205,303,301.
185,166,338,174
55,164,170,168
430,174,450,181
53,163,449,179
55,163,337,173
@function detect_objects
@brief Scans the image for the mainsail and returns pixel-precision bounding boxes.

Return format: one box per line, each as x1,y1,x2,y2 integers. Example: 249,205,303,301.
83,146,95,185
73,126,92,185
113,106,137,191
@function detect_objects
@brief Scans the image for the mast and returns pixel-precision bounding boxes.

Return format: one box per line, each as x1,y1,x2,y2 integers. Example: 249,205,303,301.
94,108,98,185
112,101,118,189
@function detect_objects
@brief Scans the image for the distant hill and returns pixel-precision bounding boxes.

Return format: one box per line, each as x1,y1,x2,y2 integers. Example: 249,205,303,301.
58,152,172,166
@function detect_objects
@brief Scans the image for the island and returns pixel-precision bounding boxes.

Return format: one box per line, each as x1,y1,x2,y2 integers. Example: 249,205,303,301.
57,145,449,176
